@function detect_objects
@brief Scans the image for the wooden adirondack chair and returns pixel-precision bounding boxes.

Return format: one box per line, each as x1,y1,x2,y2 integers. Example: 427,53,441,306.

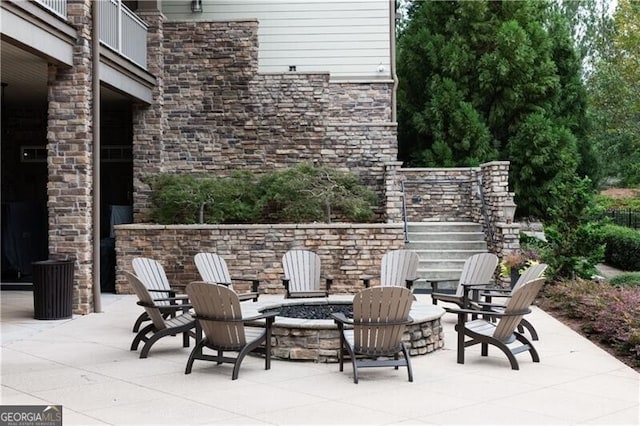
194,252,260,302
445,278,546,370
184,282,277,380
361,249,419,289
478,263,548,340
131,257,190,332
332,286,415,383
281,249,332,298
429,253,499,307
125,271,196,359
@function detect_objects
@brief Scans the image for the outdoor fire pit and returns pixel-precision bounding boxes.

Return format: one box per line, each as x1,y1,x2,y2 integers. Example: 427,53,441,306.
243,296,445,363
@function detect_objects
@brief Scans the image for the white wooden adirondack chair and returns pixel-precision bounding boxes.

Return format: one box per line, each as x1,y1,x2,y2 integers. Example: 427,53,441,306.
445,277,546,370
194,252,260,301
131,257,189,332
281,249,332,298
429,253,499,306
362,249,419,289
125,271,195,359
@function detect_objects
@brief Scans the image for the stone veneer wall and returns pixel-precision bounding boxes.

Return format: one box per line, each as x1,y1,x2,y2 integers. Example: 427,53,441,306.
132,9,166,220
46,0,94,314
271,318,444,363
114,223,404,294
131,20,397,222
384,161,519,257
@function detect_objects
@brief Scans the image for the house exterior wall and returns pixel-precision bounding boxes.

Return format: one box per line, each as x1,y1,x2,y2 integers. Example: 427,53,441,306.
160,0,392,79
132,19,397,221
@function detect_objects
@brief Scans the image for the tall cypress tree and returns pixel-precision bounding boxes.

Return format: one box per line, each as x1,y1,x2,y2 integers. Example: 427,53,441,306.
397,0,592,219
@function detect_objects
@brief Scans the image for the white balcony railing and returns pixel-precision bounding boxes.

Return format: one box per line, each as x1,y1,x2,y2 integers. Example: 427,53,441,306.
99,0,148,69
34,0,67,18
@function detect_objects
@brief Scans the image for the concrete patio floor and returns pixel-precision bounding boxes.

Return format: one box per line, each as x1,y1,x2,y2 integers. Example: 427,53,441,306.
1,290,638,425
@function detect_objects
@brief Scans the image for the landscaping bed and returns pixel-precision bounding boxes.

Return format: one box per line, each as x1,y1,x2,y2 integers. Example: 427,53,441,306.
538,277,640,373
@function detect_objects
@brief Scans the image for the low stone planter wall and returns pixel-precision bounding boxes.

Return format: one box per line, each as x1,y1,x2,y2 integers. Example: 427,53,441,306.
114,223,405,295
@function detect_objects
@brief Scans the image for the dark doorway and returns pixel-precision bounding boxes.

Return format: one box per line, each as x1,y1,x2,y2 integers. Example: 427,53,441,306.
99,99,134,293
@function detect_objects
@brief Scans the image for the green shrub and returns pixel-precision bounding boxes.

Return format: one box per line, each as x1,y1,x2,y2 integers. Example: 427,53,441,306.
150,172,259,224
594,194,640,211
149,165,378,225
538,176,605,280
600,224,640,271
608,272,640,288
256,163,377,223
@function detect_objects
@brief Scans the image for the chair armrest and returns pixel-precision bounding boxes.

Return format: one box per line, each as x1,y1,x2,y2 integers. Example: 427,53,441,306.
444,306,530,317
476,301,508,309
230,277,260,292
360,275,378,288
282,278,290,298
147,288,184,296
426,278,458,292
331,312,353,325
194,311,278,323
324,276,333,293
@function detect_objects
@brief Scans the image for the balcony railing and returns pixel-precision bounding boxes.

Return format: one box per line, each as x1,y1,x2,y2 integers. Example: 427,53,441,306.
34,0,67,18
34,0,148,70
99,0,148,69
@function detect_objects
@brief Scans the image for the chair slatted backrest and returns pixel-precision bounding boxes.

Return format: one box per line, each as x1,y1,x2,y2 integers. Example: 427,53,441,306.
282,250,321,294
124,271,167,330
186,282,246,349
380,249,419,287
455,253,499,297
132,257,172,307
194,253,233,286
493,278,546,342
512,263,548,292
352,287,414,355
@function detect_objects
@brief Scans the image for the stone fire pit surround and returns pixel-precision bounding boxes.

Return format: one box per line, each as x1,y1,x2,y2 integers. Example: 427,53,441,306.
243,295,445,363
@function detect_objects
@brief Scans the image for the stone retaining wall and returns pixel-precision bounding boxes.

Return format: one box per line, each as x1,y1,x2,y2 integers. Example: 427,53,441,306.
115,223,405,294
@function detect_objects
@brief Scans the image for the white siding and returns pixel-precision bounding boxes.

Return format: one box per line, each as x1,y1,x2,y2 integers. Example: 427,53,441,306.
161,0,392,79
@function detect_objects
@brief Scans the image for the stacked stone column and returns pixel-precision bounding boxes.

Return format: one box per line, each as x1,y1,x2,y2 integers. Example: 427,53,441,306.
46,0,94,314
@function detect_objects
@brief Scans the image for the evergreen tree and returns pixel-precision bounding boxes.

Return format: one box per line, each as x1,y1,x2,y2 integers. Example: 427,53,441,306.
397,0,592,219
587,0,640,185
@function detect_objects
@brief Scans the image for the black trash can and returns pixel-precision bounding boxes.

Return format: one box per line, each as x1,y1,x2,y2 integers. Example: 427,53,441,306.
32,258,75,320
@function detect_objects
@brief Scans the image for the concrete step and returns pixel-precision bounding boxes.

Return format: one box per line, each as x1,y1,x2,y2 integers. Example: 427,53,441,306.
407,232,487,242
406,222,483,233
406,221,488,293
405,244,487,261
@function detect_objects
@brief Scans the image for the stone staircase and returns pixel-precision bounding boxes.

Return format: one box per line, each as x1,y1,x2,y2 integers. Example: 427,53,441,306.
405,222,488,292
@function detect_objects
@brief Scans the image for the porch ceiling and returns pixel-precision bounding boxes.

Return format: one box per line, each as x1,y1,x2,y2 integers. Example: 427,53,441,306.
1,40,128,106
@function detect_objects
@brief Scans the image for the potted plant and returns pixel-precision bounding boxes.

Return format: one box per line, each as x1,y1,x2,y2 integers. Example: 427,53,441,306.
500,249,541,288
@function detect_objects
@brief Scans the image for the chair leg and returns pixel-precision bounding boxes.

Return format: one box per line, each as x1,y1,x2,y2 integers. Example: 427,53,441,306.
515,332,540,363
140,328,173,359
131,323,154,351
489,339,520,370
232,338,265,380
133,312,148,332
481,342,489,357
401,343,413,383
519,318,539,341
265,323,272,371
185,339,206,374
455,314,466,364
